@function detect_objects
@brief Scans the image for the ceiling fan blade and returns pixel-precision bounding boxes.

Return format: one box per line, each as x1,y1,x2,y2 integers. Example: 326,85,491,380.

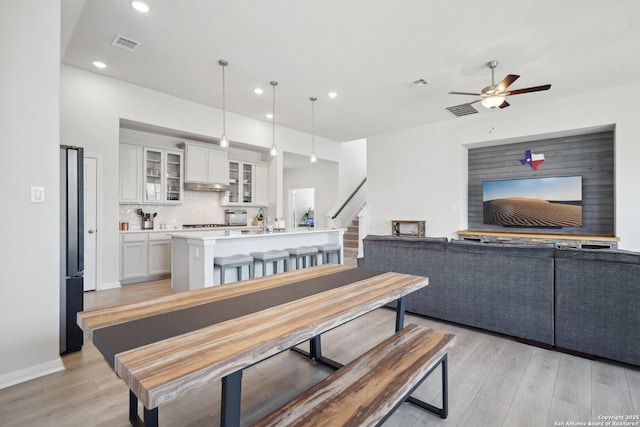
499,100,510,109
505,84,551,96
495,74,520,93
449,91,482,96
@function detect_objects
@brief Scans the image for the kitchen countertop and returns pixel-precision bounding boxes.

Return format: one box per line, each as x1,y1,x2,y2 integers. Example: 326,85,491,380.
168,227,343,241
120,226,261,234
170,227,346,290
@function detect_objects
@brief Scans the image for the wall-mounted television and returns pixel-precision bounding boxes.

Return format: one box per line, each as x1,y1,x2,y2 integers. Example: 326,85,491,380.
482,176,583,227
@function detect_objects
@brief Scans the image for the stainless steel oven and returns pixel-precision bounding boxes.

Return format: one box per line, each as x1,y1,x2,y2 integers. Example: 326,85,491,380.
224,209,247,226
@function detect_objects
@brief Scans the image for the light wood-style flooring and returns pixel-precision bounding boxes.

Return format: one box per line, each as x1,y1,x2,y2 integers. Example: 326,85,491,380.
1,279,638,426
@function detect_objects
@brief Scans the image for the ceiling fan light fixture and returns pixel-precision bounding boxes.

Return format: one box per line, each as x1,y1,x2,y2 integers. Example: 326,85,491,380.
481,95,505,109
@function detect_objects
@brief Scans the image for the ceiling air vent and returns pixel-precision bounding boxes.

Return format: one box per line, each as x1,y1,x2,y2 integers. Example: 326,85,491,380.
405,78,430,88
111,35,140,51
445,103,478,117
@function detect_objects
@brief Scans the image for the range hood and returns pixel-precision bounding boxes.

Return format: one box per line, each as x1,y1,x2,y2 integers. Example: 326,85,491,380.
184,182,229,192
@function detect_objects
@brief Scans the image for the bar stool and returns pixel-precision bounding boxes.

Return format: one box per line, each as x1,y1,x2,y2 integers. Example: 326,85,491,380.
314,243,342,265
284,246,319,270
214,254,254,284
250,249,289,277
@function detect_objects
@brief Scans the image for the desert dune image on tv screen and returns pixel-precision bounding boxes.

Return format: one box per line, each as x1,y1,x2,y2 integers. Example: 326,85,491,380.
483,176,582,227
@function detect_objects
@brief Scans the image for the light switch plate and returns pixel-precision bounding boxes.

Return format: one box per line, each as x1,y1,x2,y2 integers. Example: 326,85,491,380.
31,186,45,203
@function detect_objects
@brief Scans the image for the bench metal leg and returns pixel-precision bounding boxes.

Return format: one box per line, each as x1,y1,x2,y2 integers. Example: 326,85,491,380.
395,296,406,332
405,354,449,419
221,370,243,427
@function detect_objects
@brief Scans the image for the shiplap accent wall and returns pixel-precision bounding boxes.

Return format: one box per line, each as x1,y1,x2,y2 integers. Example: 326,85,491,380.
467,131,614,235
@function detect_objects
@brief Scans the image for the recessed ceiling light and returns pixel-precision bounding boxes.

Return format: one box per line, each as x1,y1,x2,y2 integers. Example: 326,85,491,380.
328,91,338,98
92,60,107,69
254,88,264,95
131,1,150,13
266,113,273,119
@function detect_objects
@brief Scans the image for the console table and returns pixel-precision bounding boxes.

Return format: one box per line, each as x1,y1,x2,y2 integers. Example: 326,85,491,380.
457,230,619,249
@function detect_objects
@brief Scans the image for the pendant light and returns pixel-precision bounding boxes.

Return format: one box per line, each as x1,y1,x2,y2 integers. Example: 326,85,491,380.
309,97,317,163
270,81,278,156
219,59,229,148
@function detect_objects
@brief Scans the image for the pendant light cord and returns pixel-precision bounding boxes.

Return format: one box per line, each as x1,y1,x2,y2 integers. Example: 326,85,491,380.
222,63,226,135
270,81,278,155
311,97,316,152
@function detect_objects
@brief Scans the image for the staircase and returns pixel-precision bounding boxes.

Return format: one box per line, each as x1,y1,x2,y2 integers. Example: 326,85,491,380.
343,217,359,266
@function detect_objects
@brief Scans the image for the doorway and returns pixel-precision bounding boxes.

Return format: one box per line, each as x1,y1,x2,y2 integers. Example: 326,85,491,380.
84,156,98,291
289,187,315,228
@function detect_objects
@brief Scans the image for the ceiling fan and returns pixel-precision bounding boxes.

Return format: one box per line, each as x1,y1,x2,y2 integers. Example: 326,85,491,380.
449,61,551,109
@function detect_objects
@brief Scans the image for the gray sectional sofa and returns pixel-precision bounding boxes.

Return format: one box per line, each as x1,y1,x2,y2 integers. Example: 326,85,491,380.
359,235,640,366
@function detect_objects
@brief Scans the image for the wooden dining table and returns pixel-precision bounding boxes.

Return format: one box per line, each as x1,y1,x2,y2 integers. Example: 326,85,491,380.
77,264,428,427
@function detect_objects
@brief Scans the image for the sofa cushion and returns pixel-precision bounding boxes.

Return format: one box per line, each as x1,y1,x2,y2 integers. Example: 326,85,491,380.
555,248,640,366
445,240,555,344
555,247,640,264
361,235,448,315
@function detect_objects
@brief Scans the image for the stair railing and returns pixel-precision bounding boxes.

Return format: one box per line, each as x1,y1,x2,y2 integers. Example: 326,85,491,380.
327,178,367,229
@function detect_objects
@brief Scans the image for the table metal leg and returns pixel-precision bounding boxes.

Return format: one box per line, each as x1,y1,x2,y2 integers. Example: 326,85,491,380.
221,370,243,427
129,391,158,427
310,335,322,360
129,391,139,424
395,296,406,332
144,407,159,427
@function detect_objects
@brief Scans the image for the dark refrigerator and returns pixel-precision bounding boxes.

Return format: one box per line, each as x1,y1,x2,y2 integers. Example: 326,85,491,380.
60,145,84,354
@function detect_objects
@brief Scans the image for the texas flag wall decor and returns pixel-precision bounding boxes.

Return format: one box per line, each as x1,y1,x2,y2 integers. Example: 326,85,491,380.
520,149,545,170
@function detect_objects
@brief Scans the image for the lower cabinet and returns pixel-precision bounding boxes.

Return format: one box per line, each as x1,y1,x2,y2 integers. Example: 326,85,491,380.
121,232,171,284
148,235,172,276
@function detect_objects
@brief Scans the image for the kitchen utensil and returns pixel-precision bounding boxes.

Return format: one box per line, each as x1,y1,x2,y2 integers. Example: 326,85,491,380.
137,209,157,229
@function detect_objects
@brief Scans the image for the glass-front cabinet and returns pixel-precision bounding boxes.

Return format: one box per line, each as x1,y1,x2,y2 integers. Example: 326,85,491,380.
143,148,183,204
227,161,254,204
165,151,182,202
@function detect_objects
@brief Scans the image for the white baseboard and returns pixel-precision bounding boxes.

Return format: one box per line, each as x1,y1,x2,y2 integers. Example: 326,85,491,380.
0,358,65,390
98,281,121,290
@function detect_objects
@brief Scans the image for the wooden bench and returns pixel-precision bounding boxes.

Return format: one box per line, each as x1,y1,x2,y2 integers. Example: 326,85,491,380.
255,324,456,427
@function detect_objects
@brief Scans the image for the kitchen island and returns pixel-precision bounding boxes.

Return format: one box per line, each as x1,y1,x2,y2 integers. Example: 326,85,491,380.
170,227,345,291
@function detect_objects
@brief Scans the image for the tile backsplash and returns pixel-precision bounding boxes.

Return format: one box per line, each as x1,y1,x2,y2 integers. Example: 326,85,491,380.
119,190,245,230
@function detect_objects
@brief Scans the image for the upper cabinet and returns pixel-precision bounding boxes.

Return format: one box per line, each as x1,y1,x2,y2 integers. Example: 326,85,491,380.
120,144,142,204
179,142,228,185
220,160,268,206
143,148,183,204
119,144,183,205
254,162,268,207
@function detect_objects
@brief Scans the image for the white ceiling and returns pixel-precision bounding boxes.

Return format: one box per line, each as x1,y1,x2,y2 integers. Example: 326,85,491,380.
61,0,640,142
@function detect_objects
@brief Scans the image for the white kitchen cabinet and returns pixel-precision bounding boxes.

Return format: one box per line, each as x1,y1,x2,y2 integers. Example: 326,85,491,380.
254,162,268,206
121,234,147,281
119,144,142,203
143,148,183,204
221,160,268,206
120,232,172,284
179,142,228,184
148,233,172,276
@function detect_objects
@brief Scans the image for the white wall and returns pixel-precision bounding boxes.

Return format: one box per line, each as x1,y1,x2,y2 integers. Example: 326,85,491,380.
0,0,65,387
367,82,640,251
60,65,362,288
283,160,339,229
338,138,367,200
